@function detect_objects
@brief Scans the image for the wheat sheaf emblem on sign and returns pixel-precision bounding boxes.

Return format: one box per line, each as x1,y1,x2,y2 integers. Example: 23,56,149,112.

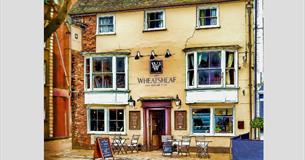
151,61,162,71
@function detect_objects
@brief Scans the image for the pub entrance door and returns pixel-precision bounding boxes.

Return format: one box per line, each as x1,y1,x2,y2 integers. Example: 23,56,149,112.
142,100,172,151
149,110,165,150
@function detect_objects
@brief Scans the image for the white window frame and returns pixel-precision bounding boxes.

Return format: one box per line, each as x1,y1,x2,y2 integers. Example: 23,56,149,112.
196,5,220,29
144,9,166,31
190,107,235,136
96,14,116,35
84,55,128,91
186,50,238,89
87,107,126,134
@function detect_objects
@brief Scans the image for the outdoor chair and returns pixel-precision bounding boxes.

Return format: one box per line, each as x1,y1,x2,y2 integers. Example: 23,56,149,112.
178,136,191,156
112,135,127,154
126,135,140,153
195,136,211,158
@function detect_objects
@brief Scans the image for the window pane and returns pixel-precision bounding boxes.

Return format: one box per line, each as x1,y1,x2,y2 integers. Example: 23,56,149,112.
211,9,217,17
90,121,97,131
86,74,90,89
198,70,209,85
210,17,217,25
117,110,124,120
198,52,209,68
116,73,125,88
86,59,90,73
93,74,113,88
93,58,102,72
109,121,117,132
199,10,205,17
156,12,163,19
117,121,124,132
210,52,221,68
204,18,211,25
209,69,222,85
90,109,98,121
188,54,194,69
226,69,235,85
226,52,235,68
97,120,105,131
188,71,194,86
109,110,117,120
192,109,210,133
215,108,233,133
204,9,211,17
102,57,112,72
116,57,125,72
90,109,105,131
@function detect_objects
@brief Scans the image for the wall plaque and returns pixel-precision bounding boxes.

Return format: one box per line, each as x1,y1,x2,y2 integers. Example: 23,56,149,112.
150,60,163,74
129,111,141,130
175,111,187,130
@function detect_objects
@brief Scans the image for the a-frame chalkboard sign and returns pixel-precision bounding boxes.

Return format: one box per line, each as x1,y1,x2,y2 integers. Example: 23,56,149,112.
93,137,114,160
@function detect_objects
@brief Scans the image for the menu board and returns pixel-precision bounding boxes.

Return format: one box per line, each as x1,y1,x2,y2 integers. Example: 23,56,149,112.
129,111,141,130
94,137,113,159
175,111,187,130
163,141,173,153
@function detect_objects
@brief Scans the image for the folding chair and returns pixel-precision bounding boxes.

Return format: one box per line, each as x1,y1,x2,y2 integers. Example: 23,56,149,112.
126,135,140,153
195,136,211,158
178,136,191,156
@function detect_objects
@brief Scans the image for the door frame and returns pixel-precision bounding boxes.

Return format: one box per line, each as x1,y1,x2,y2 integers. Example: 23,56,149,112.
142,101,172,151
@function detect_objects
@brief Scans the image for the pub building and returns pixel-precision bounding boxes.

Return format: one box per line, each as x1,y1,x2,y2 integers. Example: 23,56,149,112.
69,0,254,153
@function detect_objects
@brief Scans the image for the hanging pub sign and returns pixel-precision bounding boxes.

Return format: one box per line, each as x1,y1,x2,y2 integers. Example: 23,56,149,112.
150,60,163,74
93,137,114,160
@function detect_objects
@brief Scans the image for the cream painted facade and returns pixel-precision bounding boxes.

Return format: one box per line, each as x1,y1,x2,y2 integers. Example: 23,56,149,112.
82,0,253,149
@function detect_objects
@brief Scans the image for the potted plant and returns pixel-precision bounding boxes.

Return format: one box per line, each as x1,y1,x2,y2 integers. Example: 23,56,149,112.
250,117,264,140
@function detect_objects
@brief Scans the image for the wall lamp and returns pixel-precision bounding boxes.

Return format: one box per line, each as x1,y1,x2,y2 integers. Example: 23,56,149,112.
134,49,173,60
165,49,172,58
128,96,136,108
175,95,182,108
134,51,143,60
150,50,158,60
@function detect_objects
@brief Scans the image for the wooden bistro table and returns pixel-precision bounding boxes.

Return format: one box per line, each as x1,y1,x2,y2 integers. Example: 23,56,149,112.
112,135,129,155
195,140,212,158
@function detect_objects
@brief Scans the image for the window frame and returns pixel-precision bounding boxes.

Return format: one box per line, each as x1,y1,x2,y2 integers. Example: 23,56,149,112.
84,55,128,91
87,107,126,134
96,14,116,35
196,5,220,29
186,50,238,89
190,107,235,136
144,9,166,31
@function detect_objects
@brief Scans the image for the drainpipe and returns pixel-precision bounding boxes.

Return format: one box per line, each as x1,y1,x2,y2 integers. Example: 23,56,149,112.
246,1,253,139
254,0,258,139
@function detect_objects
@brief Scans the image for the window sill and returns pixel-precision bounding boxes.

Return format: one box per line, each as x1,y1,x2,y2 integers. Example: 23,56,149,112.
190,133,235,137
85,90,130,93
96,32,116,36
185,87,239,91
88,132,127,135
143,28,167,32
196,25,221,30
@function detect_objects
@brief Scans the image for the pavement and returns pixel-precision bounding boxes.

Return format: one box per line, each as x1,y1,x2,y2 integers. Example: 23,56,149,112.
45,138,230,160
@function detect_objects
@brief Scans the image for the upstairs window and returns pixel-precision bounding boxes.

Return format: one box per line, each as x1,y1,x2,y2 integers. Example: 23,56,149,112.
85,56,127,91
186,50,237,88
145,10,165,30
97,15,115,34
197,6,219,28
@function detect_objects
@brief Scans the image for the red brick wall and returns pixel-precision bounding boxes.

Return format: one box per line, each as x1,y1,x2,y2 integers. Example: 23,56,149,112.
71,15,96,149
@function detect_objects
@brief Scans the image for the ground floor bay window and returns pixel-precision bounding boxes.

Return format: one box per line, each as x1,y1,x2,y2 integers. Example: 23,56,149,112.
87,107,125,134
191,107,235,136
